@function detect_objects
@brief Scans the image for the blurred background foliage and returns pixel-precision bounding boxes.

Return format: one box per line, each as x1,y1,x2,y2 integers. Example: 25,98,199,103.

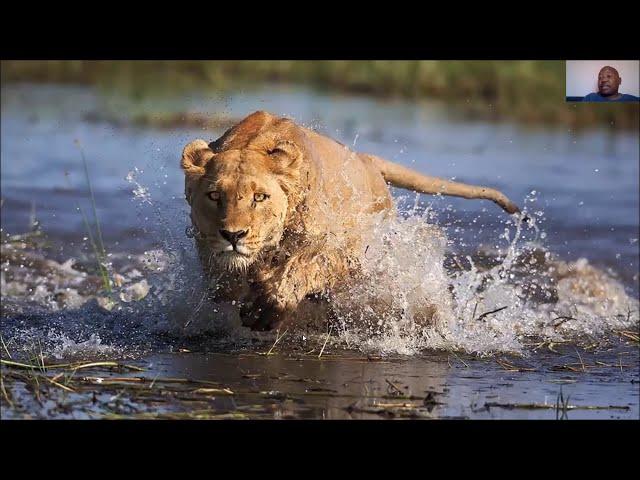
2,60,638,129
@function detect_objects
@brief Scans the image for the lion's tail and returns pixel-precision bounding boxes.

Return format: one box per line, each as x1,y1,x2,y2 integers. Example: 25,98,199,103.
363,153,520,214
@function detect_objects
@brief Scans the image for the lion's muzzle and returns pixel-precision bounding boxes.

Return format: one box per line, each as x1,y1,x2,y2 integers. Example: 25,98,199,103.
219,229,248,246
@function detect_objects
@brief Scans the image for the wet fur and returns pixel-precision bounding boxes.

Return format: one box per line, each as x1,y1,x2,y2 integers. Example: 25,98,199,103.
182,111,520,331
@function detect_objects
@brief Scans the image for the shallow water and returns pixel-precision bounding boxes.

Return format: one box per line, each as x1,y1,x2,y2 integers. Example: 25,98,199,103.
1,83,638,419
2,348,637,420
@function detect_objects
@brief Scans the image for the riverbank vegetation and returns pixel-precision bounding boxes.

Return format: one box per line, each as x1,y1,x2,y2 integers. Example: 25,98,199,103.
2,60,638,129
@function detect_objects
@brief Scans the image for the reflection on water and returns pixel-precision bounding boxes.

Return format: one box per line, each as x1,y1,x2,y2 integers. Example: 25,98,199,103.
2,350,637,420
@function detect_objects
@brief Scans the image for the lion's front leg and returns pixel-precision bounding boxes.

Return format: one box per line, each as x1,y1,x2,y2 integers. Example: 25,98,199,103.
242,242,354,331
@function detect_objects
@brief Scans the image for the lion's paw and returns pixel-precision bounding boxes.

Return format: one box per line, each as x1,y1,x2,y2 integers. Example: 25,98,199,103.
240,295,293,331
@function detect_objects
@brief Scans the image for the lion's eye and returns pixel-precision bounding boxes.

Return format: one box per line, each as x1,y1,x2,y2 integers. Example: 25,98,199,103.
268,141,294,156
207,191,220,201
254,193,269,202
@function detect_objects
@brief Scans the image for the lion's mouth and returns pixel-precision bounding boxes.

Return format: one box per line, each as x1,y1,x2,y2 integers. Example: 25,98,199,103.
217,248,256,272
220,239,257,256
202,236,256,257
221,248,252,258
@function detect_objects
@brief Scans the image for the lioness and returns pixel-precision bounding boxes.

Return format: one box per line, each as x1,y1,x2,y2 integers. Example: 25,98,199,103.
181,111,520,331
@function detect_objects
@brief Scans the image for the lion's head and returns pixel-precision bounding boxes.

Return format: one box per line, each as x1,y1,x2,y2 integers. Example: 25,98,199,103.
181,111,306,272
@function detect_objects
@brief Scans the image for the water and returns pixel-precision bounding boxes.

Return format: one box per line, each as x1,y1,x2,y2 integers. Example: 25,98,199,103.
1,83,638,419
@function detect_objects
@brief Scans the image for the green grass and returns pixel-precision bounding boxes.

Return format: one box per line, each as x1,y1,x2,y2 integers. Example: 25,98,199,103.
64,142,112,293
2,60,638,129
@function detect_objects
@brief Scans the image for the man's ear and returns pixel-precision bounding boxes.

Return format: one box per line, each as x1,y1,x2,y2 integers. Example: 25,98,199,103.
181,140,215,177
267,140,303,175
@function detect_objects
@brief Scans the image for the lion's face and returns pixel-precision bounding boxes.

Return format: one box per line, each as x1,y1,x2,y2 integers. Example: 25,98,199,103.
181,135,303,272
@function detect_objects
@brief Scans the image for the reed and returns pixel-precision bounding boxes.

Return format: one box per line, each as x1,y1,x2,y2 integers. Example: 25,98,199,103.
66,142,112,293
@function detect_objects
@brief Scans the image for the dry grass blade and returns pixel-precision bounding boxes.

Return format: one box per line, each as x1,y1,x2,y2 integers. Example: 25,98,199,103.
192,388,234,395
452,352,469,368
345,403,433,418
1,359,55,370
471,301,478,322
0,335,12,360
0,374,14,408
45,376,75,393
595,361,612,367
76,375,221,387
70,362,125,371
496,359,514,371
618,357,624,373
495,358,537,372
1,359,144,372
385,379,405,396
375,401,422,408
551,364,582,372
149,373,161,390
553,316,577,329
80,376,146,384
476,306,508,321
104,410,249,420
486,401,629,411
265,329,288,356
318,325,332,359
575,348,586,372
122,364,146,372
547,343,563,354
614,330,639,343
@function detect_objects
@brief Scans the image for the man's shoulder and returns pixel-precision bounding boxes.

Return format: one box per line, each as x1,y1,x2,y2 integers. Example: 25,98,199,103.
583,92,639,102
583,92,603,101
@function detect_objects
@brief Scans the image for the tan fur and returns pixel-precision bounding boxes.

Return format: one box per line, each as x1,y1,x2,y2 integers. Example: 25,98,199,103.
181,111,521,331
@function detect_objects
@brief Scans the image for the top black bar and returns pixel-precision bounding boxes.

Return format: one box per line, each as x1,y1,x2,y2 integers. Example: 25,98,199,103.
2,12,639,60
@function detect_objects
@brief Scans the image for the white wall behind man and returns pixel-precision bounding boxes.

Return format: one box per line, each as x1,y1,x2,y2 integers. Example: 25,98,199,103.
566,60,639,97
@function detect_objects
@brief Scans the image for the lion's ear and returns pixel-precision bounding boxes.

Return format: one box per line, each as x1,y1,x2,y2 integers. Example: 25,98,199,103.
267,140,303,175
181,140,215,177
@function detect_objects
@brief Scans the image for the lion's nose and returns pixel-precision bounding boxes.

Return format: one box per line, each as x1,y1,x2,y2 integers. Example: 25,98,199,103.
219,229,248,246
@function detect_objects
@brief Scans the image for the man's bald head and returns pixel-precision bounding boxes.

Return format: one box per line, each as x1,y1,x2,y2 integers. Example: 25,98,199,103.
598,66,622,97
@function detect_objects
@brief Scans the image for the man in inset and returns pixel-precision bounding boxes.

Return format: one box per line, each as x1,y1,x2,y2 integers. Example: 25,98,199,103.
583,66,639,102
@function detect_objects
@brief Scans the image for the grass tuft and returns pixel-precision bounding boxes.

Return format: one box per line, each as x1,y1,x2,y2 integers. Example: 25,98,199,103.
65,142,112,293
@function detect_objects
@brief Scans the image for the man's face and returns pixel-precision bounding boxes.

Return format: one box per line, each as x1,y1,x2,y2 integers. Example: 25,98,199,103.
598,67,621,96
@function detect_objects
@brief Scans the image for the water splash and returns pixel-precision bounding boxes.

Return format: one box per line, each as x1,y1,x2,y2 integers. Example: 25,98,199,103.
125,168,153,205
2,173,638,359
327,207,638,355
